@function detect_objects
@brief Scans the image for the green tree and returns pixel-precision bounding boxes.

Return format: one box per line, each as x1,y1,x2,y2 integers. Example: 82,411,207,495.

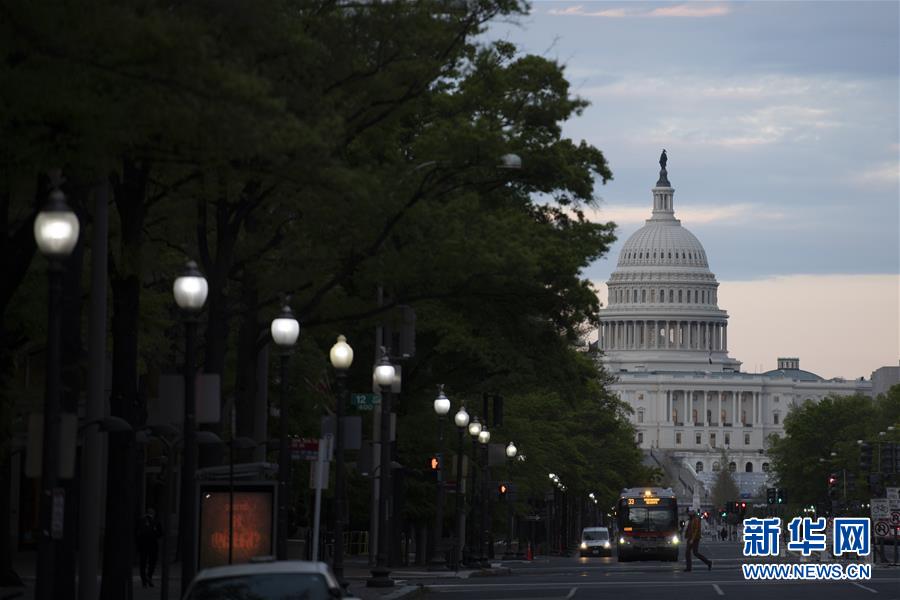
711,449,739,508
767,389,900,509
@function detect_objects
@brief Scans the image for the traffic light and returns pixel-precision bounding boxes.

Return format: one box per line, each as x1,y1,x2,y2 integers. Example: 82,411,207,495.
894,443,900,475
869,473,885,497
859,442,873,471
739,501,747,517
498,482,509,499
827,473,839,499
720,508,727,518
776,488,787,504
430,454,441,471
702,511,710,520
766,487,777,505
882,442,896,475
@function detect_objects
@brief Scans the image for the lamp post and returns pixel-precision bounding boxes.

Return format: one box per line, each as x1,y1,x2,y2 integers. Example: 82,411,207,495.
503,442,517,559
173,260,208,594
271,305,300,559
329,335,353,583
478,427,491,568
429,385,451,570
451,405,469,570
33,189,79,600
368,347,396,587
466,417,482,566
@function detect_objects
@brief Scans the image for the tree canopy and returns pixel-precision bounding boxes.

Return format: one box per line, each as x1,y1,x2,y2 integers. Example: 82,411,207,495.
0,0,652,590
767,386,900,509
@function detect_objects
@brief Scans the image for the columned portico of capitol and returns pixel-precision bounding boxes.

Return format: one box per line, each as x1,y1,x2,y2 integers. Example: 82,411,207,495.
597,154,872,504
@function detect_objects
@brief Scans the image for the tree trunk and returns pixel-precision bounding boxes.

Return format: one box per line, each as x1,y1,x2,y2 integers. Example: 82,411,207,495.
0,174,44,586
234,277,260,445
100,160,148,600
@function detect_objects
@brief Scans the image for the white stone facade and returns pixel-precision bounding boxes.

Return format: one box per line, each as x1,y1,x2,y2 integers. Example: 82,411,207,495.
598,162,873,498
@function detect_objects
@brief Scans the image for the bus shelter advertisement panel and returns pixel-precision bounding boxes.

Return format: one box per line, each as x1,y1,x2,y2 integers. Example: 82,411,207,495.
198,484,274,569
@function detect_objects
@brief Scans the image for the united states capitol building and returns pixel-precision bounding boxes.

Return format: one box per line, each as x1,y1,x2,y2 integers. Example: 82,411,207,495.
597,154,872,505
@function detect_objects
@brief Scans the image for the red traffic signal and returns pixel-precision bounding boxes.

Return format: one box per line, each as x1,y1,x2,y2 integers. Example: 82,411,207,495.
430,456,440,470
702,511,709,520
740,502,747,510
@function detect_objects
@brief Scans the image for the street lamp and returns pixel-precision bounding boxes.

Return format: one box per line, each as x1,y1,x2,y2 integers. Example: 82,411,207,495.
429,385,451,570
368,348,396,588
451,405,469,570
173,260,208,595
329,335,353,583
33,188,79,600
477,426,491,567
503,442,518,559
271,304,299,560
465,417,482,566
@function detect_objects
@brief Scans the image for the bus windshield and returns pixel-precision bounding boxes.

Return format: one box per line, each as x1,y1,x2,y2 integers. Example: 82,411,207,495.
624,507,676,532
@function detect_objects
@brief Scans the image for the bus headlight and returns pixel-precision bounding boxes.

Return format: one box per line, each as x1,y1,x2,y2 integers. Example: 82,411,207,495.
670,535,680,545
580,542,588,550
603,541,611,548
619,537,627,544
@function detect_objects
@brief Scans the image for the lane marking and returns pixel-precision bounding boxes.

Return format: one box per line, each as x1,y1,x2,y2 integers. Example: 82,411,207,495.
713,584,724,596
424,577,900,592
565,587,577,599
851,582,878,594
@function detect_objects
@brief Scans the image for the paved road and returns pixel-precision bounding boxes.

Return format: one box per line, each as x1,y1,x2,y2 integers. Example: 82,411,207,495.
417,541,900,600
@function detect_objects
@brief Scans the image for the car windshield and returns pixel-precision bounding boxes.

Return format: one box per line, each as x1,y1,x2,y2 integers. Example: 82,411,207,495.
625,507,676,532
582,531,608,541
186,573,330,600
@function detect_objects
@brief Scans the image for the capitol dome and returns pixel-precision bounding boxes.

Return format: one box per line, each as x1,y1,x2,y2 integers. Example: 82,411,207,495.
618,221,710,270
597,153,741,373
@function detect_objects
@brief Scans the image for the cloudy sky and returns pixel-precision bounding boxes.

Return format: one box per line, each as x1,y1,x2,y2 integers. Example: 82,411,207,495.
486,1,899,379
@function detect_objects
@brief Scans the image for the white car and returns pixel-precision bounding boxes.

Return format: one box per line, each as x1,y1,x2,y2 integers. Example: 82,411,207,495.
579,526,612,557
182,559,360,600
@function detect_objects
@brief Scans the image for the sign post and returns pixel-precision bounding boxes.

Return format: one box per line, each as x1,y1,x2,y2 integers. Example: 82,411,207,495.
311,435,333,561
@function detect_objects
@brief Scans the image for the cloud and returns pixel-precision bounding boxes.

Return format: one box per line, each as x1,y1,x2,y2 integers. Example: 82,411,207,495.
852,161,900,187
650,4,730,17
548,3,730,18
583,203,788,225
582,74,860,102
646,105,840,148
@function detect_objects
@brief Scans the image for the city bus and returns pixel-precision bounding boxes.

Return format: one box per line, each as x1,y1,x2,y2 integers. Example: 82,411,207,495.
616,487,679,562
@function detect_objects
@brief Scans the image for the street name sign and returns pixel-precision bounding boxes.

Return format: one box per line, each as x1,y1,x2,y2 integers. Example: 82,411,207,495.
351,393,380,410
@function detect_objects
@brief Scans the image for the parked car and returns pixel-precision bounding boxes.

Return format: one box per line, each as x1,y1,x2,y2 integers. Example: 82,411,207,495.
182,559,359,600
579,526,612,557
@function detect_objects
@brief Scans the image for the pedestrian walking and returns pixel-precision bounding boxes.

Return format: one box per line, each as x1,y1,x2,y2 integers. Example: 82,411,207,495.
136,508,163,587
683,513,712,572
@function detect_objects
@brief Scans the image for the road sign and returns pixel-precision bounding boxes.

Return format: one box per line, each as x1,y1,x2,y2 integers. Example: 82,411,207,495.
291,437,319,461
875,521,890,537
351,393,380,410
872,498,890,519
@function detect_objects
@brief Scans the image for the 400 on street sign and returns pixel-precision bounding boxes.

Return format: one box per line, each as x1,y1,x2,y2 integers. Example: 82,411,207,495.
351,393,380,411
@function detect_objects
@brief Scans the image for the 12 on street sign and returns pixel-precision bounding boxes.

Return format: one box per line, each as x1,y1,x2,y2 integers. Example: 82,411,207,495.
351,393,380,411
